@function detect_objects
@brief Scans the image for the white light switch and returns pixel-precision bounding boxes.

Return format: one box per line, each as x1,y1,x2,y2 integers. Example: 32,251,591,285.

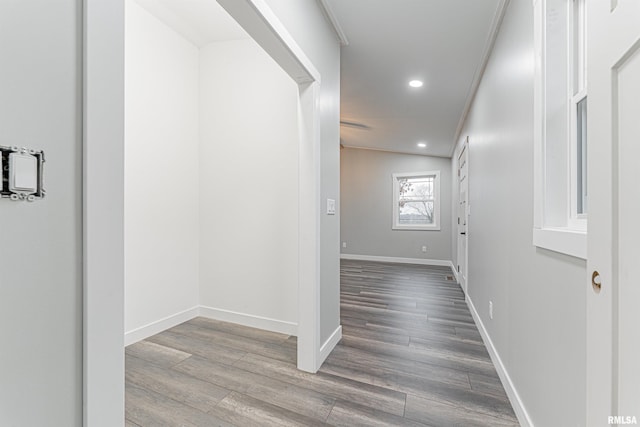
9,153,38,193
327,198,336,215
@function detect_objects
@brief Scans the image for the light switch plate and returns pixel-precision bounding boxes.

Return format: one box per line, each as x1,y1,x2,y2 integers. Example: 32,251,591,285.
327,198,336,215
1,145,45,202
9,153,38,193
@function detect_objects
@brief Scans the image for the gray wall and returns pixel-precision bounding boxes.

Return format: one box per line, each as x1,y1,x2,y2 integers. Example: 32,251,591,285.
265,0,341,344
451,1,587,425
341,148,452,261
0,0,82,425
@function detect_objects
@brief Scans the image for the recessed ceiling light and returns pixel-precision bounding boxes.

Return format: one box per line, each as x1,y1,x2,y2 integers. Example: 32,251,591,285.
417,142,427,148
409,80,424,88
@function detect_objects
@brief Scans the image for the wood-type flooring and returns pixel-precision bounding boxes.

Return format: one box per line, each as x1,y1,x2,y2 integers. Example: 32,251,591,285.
125,260,519,426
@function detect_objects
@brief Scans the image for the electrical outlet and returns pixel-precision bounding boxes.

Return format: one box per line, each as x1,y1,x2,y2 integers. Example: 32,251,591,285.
421,246,427,253
489,301,494,320
342,241,347,248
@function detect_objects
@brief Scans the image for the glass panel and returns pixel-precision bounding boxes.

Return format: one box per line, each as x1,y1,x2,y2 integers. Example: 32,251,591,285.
398,176,434,201
577,96,587,214
399,201,434,225
572,0,587,94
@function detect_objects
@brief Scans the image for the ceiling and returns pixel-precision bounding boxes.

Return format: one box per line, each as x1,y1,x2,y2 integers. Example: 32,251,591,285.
133,0,503,158
323,0,504,157
134,0,248,47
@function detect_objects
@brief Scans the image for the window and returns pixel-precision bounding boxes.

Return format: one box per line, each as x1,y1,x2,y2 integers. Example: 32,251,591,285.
392,171,440,231
533,0,587,259
569,0,587,221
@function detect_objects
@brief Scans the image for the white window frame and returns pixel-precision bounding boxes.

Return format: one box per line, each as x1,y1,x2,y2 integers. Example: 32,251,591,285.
533,0,587,259
392,171,441,231
568,0,587,229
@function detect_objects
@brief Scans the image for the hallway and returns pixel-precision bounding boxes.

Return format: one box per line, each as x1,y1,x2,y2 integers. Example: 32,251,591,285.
125,261,517,426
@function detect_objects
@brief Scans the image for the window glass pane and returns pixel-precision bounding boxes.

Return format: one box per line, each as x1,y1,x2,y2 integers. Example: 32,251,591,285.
399,176,433,201
577,96,587,214
573,0,587,94
399,201,434,225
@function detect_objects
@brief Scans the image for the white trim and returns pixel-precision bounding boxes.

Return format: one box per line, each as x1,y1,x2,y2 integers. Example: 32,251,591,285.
532,0,589,258
466,295,534,427
217,0,320,84
316,0,349,46
318,325,342,366
124,307,200,346
340,253,453,268
85,0,325,417
450,260,461,284
217,0,324,374
392,170,441,231
199,306,298,337
83,0,125,425
294,80,322,372
451,0,511,156
532,227,587,259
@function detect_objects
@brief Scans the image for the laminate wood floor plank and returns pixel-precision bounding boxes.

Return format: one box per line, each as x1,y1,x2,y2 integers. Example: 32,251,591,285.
342,324,411,346
125,259,517,426
322,348,472,389
326,400,430,427
173,355,336,421
126,354,230,412
468,372,511,400
146,330,247,366
209,391,330,427
125,383,234,427
404,393,519,427
169,322,297,364
338,334,500,378
125,340,191,368
234,353,407,416
186,317,291,345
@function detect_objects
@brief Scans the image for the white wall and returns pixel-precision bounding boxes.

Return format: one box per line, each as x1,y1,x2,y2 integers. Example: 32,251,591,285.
198,39,299,333
341,148,452,261
264,0,341,344
125,1,200,339
451,1,587,426
0,0,82,425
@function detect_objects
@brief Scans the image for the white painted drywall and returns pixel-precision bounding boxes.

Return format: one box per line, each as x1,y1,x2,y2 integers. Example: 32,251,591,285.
0,0,82,425
451,1,587,425
341,148,452,261
198,39,300,330
264,0,341,345
125,1,200,337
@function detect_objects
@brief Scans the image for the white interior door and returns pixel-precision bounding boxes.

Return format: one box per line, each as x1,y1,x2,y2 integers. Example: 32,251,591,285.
457,139,469,293
587,0,640,424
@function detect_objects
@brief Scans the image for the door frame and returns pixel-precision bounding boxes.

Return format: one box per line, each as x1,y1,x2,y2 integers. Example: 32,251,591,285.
83,0,323,424
456,137,469,294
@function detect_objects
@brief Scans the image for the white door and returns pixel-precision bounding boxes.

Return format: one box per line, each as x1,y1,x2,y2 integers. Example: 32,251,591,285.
587,1,640,424
457,138,469,293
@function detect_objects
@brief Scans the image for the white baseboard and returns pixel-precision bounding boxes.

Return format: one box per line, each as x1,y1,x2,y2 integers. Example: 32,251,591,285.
449,260,460,283
199,306,298,336
318,325,342,368
466,296,533,427
124,306,200,346
340,253,454,268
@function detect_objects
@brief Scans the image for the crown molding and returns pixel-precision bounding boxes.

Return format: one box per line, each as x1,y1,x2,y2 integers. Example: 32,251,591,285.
316,0,349,46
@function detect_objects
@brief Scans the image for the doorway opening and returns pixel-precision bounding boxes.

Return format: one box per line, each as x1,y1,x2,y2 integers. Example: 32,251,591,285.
84,0,322,423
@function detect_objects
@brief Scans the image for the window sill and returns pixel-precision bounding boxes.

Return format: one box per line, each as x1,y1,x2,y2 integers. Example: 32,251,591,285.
533,227,586,259
393,225,441,231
